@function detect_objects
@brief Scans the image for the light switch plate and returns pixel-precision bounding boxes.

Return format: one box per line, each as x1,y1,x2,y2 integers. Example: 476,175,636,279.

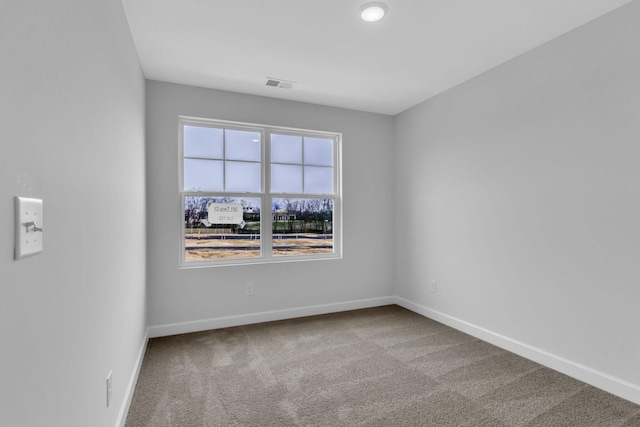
15,197,43,260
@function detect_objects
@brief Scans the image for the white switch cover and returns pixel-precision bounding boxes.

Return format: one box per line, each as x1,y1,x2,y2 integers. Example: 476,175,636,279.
15,197,43,260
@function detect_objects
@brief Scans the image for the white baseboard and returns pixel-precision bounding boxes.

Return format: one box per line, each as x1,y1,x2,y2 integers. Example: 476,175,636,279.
394,296,640,406
116,329,150,427
148,296,396,338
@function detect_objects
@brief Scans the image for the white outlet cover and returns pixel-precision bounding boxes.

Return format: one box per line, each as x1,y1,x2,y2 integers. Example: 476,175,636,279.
15,197,43,260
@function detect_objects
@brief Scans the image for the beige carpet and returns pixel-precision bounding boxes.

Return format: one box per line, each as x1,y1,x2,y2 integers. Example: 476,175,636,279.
125,305,640,426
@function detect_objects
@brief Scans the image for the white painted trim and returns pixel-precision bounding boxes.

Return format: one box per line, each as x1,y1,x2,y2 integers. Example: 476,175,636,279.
394,296,640,406
148,296,395,338
116,329,150,427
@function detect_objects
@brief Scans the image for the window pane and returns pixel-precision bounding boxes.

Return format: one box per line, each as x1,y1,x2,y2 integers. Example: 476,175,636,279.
304,137,333,166
184,196,261,262
271,134,302,164
304,166,333,194
272,198,333,257
184,159,223,191
225,130,261,161
184,126,223,159
271,164,302,193
225,161,261,192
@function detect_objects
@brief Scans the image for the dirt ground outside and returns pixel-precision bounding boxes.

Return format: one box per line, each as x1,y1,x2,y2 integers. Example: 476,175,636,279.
185,233,333,261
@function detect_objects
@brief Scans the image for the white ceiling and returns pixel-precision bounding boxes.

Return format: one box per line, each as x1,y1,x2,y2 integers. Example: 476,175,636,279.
121,0,631,115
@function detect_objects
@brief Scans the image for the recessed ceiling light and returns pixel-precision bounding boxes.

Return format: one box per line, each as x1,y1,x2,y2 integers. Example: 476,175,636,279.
360,2,388,22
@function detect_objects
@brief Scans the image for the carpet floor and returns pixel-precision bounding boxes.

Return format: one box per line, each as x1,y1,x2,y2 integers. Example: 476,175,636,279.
125,305,640,426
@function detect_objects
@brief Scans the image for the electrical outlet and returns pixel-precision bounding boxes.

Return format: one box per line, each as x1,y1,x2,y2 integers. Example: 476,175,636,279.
106,371,112,408
246,282,254,296
430,279,437,294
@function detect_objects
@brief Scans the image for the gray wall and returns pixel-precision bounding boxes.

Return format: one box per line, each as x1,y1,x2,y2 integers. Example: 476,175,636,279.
395,1,640,401
0,1,147,426
146,81,395,331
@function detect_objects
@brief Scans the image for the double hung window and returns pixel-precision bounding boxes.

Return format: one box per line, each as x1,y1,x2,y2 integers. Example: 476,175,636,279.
180,117,341,266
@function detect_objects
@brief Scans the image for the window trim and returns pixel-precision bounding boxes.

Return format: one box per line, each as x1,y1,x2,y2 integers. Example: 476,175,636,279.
178,116,342,268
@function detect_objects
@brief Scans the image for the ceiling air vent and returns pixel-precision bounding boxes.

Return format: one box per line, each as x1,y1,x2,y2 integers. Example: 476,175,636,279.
265,77,295,90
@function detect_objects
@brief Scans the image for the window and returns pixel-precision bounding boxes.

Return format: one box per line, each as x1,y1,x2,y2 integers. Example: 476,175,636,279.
180,117,341,266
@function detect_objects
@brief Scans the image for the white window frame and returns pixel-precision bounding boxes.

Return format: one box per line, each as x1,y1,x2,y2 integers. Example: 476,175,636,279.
178,116,342,268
